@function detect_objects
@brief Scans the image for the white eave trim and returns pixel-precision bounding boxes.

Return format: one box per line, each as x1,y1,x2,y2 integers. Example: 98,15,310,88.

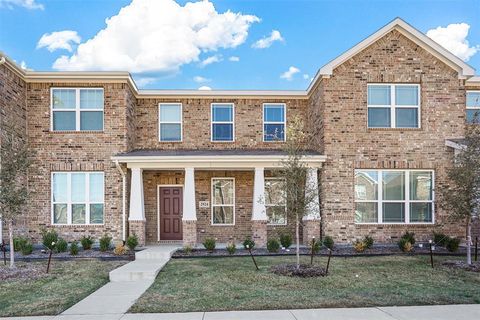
466,76,480,86
445,139,466,151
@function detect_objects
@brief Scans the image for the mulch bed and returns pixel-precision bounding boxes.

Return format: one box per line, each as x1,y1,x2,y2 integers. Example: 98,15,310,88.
271,263,327,277
1,248,136,261
442,260,480,272
0,263,51,282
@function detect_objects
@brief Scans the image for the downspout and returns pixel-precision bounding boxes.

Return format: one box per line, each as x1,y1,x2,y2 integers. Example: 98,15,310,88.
115,160,127,243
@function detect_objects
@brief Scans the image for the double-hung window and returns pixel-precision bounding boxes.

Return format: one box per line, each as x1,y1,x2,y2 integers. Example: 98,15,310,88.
52,172,104,225
159,103,182,141
354,170,433,224
51,88,104,131
211,178,235,225
466,91,480,124
367,84,420,128
211,103,234,142
265,178,286,224
263,103,286,141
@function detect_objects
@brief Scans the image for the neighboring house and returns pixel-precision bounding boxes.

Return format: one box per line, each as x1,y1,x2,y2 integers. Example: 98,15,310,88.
0,18,479,247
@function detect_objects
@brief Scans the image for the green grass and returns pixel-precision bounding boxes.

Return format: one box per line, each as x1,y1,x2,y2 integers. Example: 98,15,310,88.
0,260,125,317
130,255,480,313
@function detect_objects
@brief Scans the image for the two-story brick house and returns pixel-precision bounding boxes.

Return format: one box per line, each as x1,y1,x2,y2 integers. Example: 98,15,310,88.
1,18,479,247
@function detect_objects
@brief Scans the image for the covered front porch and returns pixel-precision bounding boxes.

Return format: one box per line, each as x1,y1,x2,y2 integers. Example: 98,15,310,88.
112,150,326,247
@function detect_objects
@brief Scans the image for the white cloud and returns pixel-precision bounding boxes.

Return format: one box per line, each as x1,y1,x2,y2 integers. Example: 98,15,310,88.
51,0,259,72
280,66,300,81
198,86,212,90
229,56,240,62
193,76,210,83
37,31,81,52
252,30,284,49
199,54,222,67
20,61,27,70
303,74,309,80
135,77,157,87
0,0,44,10
426,23,480,61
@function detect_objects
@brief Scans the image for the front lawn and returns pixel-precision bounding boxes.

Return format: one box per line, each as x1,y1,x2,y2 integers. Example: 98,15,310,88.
0,260,126,317
130,255,480,313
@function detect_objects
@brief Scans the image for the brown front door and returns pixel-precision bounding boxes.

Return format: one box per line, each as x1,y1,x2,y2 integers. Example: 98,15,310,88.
159,187,183,240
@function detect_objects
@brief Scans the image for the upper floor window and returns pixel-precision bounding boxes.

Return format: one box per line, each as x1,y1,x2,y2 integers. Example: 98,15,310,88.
159,103,182,142
263,103,286,142
367,84,420,129
211,178,235,225
265,178,286,225
211,103,234,142
466,91,480,124
51,88,104,131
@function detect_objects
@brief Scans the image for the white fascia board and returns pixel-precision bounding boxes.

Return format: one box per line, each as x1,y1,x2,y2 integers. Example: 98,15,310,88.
445,139,466,150
466,76,480,86
137,89,307,98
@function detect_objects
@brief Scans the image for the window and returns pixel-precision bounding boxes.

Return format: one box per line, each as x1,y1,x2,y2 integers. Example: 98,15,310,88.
355,170,433,224
52,172,104,225
211,178,235,225
51,88,104,131
159,103,182,141
263,104,286,141
367,84,420,128
466,91,480,124
265,178,286,224
211,103,234,141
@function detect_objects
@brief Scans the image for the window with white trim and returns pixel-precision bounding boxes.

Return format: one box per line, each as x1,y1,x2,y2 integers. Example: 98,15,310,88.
211,103,234,141
263,104,286,141
367,84,420,128
52,172,104,225
51,88,104,131
466,91,480,124
265,178,286,224
354,170,433,224
159,103,182,141
211,178,235,225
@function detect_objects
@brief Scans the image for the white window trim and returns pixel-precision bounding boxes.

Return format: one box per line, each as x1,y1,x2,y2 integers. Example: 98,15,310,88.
367,84,421,129
50,88,104,132
466,90,480,123
354,169,435,225
158,103,183,142
51,171,105,226
263,103,287,142
211,103,235,142
211,177,235,226
265,177,287,225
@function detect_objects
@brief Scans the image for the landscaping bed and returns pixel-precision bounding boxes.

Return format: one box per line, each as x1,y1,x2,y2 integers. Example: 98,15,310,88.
1,247,136,261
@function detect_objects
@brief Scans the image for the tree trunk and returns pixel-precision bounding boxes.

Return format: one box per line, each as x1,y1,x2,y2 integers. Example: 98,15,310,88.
8,220,14,269
296,212,300,269
467,217,472,265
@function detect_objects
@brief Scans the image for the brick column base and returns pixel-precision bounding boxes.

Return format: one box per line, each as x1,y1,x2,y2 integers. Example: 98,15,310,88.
252,220,268,247
129,220,146,246
303,219,321,245
183,220,197,247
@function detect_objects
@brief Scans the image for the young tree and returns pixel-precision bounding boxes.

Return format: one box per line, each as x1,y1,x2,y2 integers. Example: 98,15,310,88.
0,134,31,268
440,118,480,265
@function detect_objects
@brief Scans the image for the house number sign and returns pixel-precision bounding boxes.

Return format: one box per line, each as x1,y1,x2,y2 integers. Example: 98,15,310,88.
199,201,210,208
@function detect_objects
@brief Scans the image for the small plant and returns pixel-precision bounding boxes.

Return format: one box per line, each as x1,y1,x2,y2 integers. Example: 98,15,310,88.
183,245,193,254
70,241,79,256
13,237,27,251
446,237,461,252
433,232,449,246
80,236,94,250
55,238,68,253
226,243,236,255
398,237,413,252
279,233,293,248
126,234,139,251
42,229,58,251
267,239,280,253
243,237,255,250
113,243,127,255
401,231,416,245
203,238,216,251
99,234,112,252
20,240,33,255
322,236,334,250
312,239,322,253
353,239,366,253
363,235,374,249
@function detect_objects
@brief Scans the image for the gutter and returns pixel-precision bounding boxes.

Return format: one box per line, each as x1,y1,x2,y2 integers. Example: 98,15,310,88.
114,160,127,243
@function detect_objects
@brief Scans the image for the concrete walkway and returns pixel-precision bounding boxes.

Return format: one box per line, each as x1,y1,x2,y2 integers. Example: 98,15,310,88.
1,305,480,320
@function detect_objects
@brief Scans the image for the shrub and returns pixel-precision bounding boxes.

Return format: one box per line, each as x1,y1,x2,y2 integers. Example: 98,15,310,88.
42,229,58,251
433,232,449,247
322,236,334,250
55,238,68,253
126,234,139,251
312,239,322,253
267,239,280,253
183,245,193,254
398,238,413,252
400,231,416,245
21,240,33,255
279,233,293,248
99,234,112,252
226,243,236,255
353,240,366,253
80,236,94,250
243,237,255,250
446,237,461,252
363,235,374,249
114,243,127,255
13,237,27,251
70,241,79,256
203,238,216,251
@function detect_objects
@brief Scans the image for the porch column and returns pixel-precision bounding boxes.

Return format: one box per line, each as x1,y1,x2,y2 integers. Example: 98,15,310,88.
129,167,146,246
303,167,321,244
252,167,268,247
182,167,197,247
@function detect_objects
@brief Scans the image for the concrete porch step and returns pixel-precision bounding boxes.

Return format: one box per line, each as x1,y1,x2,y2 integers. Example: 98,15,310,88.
135,245,179,260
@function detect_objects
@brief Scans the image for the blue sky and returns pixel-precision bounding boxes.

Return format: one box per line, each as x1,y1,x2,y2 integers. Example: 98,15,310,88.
1,0,479,90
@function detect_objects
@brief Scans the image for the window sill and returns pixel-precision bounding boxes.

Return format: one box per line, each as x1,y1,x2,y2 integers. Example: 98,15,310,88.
50,130,104,134
355,222,434,225
51,224,105,227
367,127,422,131
210,224,235,226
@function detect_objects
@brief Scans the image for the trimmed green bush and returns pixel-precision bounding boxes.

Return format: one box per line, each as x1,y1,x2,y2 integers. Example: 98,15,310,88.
13,237,27,251
279,233,293,248
243,237,255,250
80,236,94,250
226,243,236,255
446,237,461,252
267,239,280,253
20,240,33,255
401,231,416,245
363,235,374,249
312,239,322,253
42,229,58,251
433,232,449,246
55,238,68,253
398,238,413,252
203,238,216,251
183,245,193,254
126,234,139,251
323,236,334,250
99,234,112,252
70,241,79,256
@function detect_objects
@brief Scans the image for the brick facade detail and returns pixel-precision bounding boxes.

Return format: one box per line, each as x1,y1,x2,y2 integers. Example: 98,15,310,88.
302,220,321,245
129,220,146,247
182,220,197,247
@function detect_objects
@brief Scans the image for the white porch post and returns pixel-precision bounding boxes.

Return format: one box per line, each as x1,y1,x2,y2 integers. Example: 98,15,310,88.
303,167,321,244
182,167,197,247
128,167,146,245
252,167,267,247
